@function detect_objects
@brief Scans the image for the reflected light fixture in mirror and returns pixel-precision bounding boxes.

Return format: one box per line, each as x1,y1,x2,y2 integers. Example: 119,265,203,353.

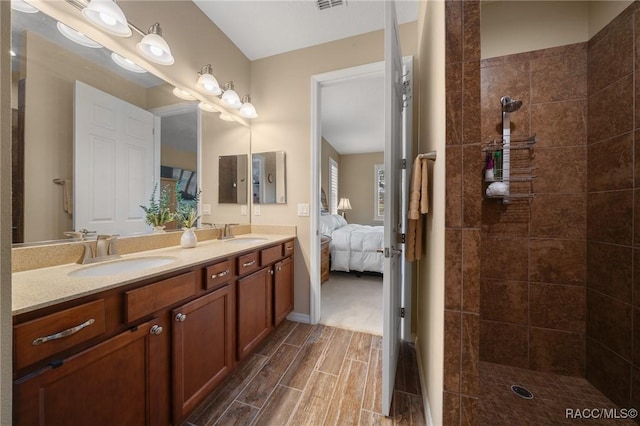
239,95,258,119
219,112,235,121
173,87,197,101
221,81,241,109
12,0,38,14
82,0,132,37
111,52,147,73
137,22,174,65
197,64,222,95
57,22,103,49
198,101,220,113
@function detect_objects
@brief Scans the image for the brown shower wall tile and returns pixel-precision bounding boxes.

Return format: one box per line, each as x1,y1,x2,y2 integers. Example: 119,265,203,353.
445,229,462,310
529,239,586,286
530,100,587,149
588,14,633,95
480,237,528,281
588,74,633,144
462,0,480,62
480,320,528,368
587,190,633,245
587,132,634,192
531,147,586,194
635,308,640,366
530,193,586,239
529,283,586,333
481,200,530,237
631,367,640,413
445,0,463,65
635,131,640,187
444,310,461,392
586,338,632,409
529,328,585,376
531,50,588,103
480,61,530,111
462,62,481,144
587,290,632,361
462,230,480,314
462,145,482,228
445,146,463,228
460,396,478,426
461,313,479,396
634,189,640,247
442,391,460,426
480,279,528,325
446,63,463,145
587,241,632,302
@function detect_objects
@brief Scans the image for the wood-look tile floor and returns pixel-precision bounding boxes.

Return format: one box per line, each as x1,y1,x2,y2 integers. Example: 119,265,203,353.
183,321,426,426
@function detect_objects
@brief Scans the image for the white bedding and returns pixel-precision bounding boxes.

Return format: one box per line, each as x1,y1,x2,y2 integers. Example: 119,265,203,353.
320,215,384,273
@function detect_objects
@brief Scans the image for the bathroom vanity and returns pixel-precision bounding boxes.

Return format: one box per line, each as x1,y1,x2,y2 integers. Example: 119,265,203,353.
11,235,295,425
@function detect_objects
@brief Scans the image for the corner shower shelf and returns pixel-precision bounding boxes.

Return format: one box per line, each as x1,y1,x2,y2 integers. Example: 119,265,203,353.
482,135,537,202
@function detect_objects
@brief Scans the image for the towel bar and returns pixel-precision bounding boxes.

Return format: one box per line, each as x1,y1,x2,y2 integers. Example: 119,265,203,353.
417,151,437,161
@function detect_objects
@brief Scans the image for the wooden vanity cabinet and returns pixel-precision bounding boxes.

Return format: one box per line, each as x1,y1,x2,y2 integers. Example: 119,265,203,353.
14,320,163,426
172,282,235,423
273,256,294,326
236,267,272,360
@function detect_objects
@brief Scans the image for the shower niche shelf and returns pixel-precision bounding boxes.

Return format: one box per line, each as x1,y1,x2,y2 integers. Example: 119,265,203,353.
482,134,537,203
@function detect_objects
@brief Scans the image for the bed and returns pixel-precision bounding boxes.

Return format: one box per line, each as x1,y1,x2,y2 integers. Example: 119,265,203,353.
320,214,384,274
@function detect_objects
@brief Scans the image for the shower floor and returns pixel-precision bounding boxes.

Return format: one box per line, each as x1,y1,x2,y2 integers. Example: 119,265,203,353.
479,361,636,425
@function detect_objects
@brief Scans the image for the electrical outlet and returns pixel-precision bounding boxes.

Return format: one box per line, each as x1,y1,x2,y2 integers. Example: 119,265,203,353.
297,203,310,216
241,205,247,216
254,205,261,216
202,204,211,215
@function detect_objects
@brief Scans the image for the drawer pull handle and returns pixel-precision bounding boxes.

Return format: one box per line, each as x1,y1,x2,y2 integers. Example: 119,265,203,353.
242,260,256,268
150,325,163,335
175,313,187,322
211,269,229,279
32,318,95,346
286,246,293,251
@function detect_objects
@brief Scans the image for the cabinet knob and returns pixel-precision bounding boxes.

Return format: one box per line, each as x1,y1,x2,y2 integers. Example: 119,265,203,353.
277,266,282,271
175,313,187,322
269,269,274,275
150,325,163,335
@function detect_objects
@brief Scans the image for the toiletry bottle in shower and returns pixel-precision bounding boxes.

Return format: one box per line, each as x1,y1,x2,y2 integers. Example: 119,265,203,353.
494,150,502,180
485,152,495,182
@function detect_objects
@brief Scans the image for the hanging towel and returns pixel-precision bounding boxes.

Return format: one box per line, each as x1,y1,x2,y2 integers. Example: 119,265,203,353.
62,178,73,215
406,157,429,262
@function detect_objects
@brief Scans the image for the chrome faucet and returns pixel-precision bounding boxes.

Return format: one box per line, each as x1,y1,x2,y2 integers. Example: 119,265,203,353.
218,224,239,240
64,228,96,241
78,234,120,264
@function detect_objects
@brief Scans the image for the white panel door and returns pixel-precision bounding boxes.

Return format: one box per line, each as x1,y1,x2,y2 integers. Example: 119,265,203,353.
74,81,155,236
382,0,404,416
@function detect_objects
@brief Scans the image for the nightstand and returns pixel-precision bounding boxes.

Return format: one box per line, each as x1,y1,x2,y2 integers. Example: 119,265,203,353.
321,236,330,283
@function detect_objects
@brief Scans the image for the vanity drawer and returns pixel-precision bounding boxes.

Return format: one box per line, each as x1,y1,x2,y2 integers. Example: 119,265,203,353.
206,259,234,290
14,299,106,370
125,272,197,322
284,240,294,256
260,244,283,266
237,252,259,276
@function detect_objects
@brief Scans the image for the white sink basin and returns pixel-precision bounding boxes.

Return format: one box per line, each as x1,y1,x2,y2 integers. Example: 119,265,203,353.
224,237,268,244
69,256,178,278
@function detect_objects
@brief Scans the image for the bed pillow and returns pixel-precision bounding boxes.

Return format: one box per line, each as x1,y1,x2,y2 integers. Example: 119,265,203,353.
319,214,347,236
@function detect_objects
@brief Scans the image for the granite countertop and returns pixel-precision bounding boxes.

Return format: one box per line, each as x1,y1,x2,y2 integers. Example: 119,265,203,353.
12,233,295,316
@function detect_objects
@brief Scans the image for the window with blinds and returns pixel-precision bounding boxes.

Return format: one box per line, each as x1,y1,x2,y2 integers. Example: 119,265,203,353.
329,157,338,215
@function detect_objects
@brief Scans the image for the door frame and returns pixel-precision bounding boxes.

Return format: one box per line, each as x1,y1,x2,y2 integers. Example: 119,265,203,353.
309,57,413,334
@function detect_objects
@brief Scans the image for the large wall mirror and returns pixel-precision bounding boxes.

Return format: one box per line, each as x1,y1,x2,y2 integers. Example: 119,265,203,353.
11,6,250,245
252,151,286,204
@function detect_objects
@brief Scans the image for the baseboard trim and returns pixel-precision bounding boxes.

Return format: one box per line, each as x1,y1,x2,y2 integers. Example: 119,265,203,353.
287,312,311,324
414,337,434,426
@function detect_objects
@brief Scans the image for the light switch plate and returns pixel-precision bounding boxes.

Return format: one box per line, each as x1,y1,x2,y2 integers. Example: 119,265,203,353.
202,204,212,215
254,205,261,216
241,205,247,216
297,203,310,216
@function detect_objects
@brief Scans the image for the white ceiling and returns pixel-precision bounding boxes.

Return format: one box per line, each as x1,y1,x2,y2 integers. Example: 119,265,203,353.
193,0,417,155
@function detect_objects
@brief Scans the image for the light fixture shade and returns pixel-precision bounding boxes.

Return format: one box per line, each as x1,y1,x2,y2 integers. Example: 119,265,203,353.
172,87,196,101
239,94,258,119
221,81,241,109
198,102,220,113
82,0,131,37
219,112,235,122
137,23,174,65
111,52,146,73
11,0,38,14
57,22,103,49
197,65,221,95
337,198,352,210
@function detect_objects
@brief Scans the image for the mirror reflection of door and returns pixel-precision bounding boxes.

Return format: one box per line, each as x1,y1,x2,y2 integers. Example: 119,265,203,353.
219,154,248,204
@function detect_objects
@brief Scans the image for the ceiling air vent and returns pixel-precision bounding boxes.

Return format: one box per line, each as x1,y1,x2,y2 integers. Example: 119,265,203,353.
316,0,345,11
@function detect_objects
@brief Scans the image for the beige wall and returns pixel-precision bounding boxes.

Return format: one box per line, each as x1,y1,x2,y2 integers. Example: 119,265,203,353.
320,137,340,210
250,21,418,316
416,0,446,424
482,1,634,60
161,145,197,172
339,152,384,226
1,1,11,423
22,32,148,242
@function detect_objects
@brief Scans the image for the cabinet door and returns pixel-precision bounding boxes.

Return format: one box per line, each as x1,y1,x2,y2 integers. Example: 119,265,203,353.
237,267,272,360
273,256,294,326
172,284,235,423
14,320,162,426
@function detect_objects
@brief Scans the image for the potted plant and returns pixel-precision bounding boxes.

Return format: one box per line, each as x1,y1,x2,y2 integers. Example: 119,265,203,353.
174,184,201,248
140,183,174,232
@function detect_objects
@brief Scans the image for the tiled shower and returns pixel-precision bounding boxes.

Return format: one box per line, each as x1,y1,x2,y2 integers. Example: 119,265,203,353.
445,1,640,424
